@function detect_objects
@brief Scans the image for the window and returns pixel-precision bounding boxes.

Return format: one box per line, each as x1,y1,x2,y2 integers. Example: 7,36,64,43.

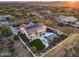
39,32,42,36
42,33,44,35
40,35,42,36
6,17,10,20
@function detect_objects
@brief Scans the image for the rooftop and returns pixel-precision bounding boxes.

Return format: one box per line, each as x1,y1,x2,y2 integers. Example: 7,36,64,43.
59,15,77,22
19,22,45,36
0,15,11,21
25,23,40,30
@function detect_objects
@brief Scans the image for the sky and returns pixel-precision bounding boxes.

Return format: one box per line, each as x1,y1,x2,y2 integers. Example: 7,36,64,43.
0,1,79,7
58,1,79,7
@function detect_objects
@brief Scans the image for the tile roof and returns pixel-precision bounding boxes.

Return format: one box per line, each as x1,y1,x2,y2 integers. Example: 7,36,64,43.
25,23,39,30
20,22,45,36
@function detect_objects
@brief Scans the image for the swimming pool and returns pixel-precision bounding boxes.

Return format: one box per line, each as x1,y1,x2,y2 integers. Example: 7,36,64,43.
43,32,58,41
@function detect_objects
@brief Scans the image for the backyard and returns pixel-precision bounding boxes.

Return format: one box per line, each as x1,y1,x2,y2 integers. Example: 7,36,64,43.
30,39,45,51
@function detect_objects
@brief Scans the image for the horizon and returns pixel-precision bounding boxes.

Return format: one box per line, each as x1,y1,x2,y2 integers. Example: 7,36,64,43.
0,1,79,7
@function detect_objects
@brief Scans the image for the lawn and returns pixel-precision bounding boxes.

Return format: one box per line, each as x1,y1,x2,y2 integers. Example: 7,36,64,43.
30,39,45,50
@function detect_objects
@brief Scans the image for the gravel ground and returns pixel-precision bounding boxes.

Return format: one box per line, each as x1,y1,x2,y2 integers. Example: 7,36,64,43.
14,40,33,57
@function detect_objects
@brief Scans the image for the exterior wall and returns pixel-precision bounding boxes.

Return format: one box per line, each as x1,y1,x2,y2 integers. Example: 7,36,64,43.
29,25,47,40
58,16,77,23
20,27,31,39
37,29,46,36
30,33,39,40
20,27,39,40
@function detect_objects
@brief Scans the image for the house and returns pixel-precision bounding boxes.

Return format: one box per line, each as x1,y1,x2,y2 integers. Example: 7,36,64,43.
0,15,12,21
27,12,39,17
19,22,47,40
57,15,77,25
0,15,12,26
57,15,79,27
12,22,21,27
19,22,60,49
40,10,51,14
24,18,32,24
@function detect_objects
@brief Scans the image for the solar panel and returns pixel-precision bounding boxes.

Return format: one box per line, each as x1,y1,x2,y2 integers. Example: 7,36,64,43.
26,23,39,30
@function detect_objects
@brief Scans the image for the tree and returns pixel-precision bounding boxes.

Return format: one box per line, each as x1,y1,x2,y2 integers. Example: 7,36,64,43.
0,43,4,50
31,16,41,23
44,20,53,27
1,26,12,37
32,19,41,23
30,46,37,53
13,35,19,40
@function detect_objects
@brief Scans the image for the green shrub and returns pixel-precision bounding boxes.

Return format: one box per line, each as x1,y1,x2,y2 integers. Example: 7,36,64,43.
14,35,19,40
30,46,37,53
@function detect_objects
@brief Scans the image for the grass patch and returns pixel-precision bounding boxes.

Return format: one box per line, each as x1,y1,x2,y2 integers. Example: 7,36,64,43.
30,39,45,50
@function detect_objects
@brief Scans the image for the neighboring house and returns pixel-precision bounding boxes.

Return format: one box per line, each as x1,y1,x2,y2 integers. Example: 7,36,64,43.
24,18,32,24
41,10,51,14
38,16,45,21
27,12,39,17
57,15,79,27
11,22,21,27
19,22,47,40
0,15,12,21
57,15,77,25
0,15,12,26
